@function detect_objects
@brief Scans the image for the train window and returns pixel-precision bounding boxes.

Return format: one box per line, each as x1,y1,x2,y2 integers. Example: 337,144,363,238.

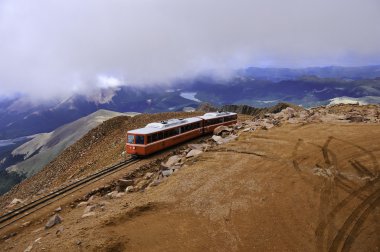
127,135,134,144
136,135,145,145
158,132,164,140
152,133,158,142
147,135,152,143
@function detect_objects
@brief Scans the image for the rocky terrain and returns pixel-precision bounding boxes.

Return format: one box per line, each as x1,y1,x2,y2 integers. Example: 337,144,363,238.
0,104,379,251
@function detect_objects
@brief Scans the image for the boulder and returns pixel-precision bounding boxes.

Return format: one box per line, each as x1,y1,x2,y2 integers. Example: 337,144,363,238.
125,186,134,193
186,149,203,158
164,155,181,167
45,214,62,229
162,169,173,177
211,135,223,142
213,126,232,136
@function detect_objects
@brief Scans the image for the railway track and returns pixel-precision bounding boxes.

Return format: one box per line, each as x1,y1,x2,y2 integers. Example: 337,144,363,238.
0,157,139,230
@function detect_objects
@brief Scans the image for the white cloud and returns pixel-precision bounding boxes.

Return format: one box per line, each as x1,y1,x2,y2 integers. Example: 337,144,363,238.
0,0,379,98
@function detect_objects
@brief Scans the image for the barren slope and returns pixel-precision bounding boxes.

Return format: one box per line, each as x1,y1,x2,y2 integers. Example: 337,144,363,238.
0,112,206,210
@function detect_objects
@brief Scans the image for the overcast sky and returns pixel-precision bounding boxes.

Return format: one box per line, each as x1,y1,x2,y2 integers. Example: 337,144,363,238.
0,0,379,98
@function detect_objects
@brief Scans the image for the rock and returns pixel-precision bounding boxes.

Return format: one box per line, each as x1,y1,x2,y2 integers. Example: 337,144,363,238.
213,126,232,136
281,107,296,118
186,149,203,158
211,135,223,142
82,212,96,218
144,172,154,180
24,244,33,252
56,227,64,235
21,221,31,227
164,155,181,167
77,202,87,207
45,214,62,229
188,144,204,151
83,205,96,215
125,186,134,193
242,128,251,132
150,180,161,187
54,206,62,212
348,115,364,122
7,198,23,208
87,196,95,202
106,191,124,199
117,179,134,187
161,169,173,177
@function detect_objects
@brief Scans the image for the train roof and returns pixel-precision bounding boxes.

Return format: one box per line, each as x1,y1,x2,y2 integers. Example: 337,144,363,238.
199,111,237,120
127,117,202,135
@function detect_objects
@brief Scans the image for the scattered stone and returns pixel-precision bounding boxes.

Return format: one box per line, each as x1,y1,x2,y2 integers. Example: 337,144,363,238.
76,240,82,246
106,191,125,199
24,244,33,252
56,227,64,235
144,172,154,180
164,155,181,167
211,135,223,143
2,232,17,240
83,205,96,215
45,214,62,229
188,144,204,151
213,126,232,136
87,195,95,202
82,212,96,218
76,201,87,207
117,179,134,187
150,180,161,187
54,206,62,212
125,186,134,193
186,149,203,158
21,221,31,227
7,198,23,208
162,169,173,177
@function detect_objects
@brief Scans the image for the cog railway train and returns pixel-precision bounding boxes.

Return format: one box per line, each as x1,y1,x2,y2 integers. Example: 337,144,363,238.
126,112,237,156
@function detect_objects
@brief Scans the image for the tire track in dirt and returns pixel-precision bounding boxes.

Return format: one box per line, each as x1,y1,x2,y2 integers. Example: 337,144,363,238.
315,136,380,251
341,196,380,252
328,188,380,252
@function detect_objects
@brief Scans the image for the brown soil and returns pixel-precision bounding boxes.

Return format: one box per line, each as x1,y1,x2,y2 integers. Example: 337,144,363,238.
1,118,379,251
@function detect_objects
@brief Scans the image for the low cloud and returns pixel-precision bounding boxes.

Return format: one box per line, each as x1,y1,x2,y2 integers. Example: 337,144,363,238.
0,0,379,98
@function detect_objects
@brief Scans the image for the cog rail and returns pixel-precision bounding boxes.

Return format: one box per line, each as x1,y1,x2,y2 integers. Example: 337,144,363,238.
0,157,139,230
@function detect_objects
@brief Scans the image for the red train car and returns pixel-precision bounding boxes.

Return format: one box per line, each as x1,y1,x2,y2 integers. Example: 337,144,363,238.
126,112,237,156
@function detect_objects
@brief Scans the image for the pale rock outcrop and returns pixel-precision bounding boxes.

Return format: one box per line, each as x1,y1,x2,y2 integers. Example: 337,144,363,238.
45,214,62,229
